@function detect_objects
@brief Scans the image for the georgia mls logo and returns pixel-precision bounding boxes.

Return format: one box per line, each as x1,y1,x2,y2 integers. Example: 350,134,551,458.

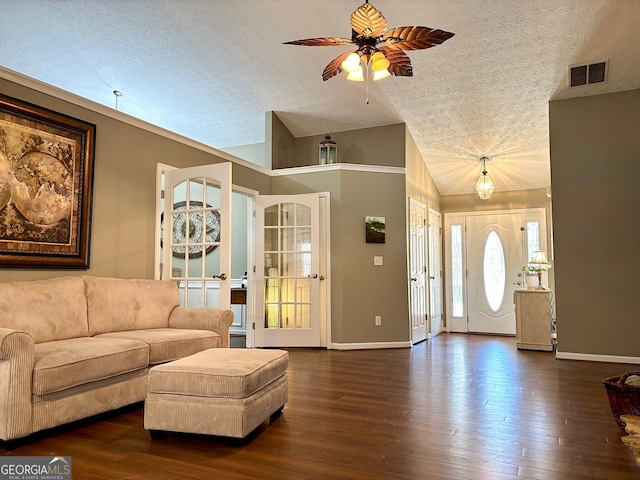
48,457,70,473
0,456,71,480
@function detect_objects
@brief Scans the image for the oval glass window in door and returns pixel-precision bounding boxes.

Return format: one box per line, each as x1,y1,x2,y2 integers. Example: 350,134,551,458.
483,231,506,312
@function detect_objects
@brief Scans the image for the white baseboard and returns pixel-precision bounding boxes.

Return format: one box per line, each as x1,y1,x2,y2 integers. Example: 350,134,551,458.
330,341,411,350
555,351,640,364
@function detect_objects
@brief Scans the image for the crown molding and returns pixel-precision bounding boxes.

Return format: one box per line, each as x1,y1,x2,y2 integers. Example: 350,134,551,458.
271,163,405,176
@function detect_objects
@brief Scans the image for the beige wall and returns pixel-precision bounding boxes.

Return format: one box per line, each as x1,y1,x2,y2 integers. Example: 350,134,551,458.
549,89,640,357
405,127,442,212
0,78,271,283
267,112,295,169
272,121,406,169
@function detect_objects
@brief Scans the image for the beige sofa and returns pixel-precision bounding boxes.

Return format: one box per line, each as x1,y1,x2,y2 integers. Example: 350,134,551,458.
0,275,233,442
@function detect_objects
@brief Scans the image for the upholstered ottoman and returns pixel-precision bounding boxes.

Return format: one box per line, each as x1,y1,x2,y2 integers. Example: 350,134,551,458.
144,348,289,439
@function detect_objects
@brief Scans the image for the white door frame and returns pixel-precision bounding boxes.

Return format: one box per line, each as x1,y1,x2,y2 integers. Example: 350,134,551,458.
155,165,332,349
155,163,259,346
466,212,523,335
444,208,547,333
428,208,443,338
408,198,428,344
250,192,331,348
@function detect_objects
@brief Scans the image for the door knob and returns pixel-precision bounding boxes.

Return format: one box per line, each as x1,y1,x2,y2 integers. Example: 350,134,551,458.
212,273,227,281
411,277,417,281
513,281,521,286
430,276,436,280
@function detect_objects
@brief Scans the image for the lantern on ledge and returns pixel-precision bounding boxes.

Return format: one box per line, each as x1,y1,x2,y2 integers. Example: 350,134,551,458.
318,134,338,165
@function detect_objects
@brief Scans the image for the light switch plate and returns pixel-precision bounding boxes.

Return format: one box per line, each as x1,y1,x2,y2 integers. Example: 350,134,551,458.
374,256,383,266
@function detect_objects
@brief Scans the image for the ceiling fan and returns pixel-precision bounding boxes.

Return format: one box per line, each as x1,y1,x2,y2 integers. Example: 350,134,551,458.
284,1,455,85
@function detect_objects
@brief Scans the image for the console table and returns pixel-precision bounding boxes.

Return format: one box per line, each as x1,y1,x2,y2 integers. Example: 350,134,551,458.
514,289,553,351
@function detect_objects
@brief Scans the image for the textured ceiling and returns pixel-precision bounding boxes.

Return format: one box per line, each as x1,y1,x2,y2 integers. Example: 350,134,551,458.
1,0,639,195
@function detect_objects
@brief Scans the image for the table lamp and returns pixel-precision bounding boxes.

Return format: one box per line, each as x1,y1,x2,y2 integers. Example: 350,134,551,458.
528,250,552,290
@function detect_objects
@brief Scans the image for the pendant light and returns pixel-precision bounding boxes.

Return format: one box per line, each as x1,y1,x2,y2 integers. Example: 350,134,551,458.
476,156,495,200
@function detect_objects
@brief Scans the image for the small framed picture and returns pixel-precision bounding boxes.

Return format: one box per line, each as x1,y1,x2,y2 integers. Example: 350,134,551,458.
365,216,385,244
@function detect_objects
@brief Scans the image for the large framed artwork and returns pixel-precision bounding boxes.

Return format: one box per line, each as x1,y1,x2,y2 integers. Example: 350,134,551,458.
0,94,96,268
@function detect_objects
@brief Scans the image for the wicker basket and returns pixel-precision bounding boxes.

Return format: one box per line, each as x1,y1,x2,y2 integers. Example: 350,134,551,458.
602,371,640,429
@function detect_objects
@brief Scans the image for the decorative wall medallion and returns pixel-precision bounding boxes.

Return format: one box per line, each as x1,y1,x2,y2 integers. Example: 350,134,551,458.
160,201,220,258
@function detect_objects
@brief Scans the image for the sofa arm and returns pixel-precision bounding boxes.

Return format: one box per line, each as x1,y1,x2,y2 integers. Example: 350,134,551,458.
168,307,234,348
0,328,34,441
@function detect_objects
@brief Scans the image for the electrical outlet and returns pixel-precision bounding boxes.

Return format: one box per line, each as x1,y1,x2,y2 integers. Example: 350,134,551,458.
375,315,382,326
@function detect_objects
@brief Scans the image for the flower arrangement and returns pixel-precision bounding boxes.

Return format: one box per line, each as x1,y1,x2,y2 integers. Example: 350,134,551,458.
520,265,541,275
521,264,548,274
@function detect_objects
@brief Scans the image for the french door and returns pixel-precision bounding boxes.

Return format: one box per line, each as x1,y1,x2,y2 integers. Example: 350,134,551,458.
254,194,323,347
466,213,522,334
409,199,428,344
161,163,232,309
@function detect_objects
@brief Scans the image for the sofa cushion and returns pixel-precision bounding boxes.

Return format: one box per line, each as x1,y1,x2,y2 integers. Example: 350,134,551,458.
95,328,220,365
84,277,180,336
0,277,88,344
33,337,149,396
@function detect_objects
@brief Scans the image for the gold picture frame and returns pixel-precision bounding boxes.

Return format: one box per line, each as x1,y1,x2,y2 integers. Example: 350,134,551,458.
0,94,96,268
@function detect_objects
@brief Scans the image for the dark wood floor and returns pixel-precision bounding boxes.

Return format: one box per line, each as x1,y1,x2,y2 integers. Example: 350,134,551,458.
3,334,639,479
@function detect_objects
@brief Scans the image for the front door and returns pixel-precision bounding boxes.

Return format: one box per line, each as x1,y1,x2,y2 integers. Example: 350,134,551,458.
254,194,322,347
466,213,523,334
409,199,427,344
428,209,443,337
162,162,232,309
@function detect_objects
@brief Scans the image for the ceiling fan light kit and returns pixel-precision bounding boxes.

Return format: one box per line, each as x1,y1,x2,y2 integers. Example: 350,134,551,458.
284,0,454,100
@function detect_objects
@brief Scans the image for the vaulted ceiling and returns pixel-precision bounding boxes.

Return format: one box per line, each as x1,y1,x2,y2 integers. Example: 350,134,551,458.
1,0,639,195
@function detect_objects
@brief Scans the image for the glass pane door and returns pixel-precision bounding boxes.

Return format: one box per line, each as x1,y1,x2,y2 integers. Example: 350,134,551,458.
255,195,320,347
163,163,231,309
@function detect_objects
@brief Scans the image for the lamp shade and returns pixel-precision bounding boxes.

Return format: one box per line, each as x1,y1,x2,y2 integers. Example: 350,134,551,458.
528,250,551,268
346,65,364,81
371,52,390,72
341,52,361,73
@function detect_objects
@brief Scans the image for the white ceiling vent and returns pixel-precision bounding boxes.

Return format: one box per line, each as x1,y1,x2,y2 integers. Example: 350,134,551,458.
569,61,607,87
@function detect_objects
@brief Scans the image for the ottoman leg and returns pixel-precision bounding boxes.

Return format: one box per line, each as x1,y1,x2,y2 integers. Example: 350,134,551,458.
228,436,246,448
270,405,285,423
149,430,167,440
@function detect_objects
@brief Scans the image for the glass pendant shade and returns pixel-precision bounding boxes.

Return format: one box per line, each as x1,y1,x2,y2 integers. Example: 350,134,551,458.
346,65,365,81
371,52,390,72
476,157,495,200
373,69,391,81
341,52,361,73
476,171,495,199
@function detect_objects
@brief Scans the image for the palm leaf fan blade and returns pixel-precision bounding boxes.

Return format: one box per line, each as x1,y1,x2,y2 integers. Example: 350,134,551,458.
383,26,455,51
379,47,413,76
350,3,387,38
322,51,354,81
283,37,353,47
